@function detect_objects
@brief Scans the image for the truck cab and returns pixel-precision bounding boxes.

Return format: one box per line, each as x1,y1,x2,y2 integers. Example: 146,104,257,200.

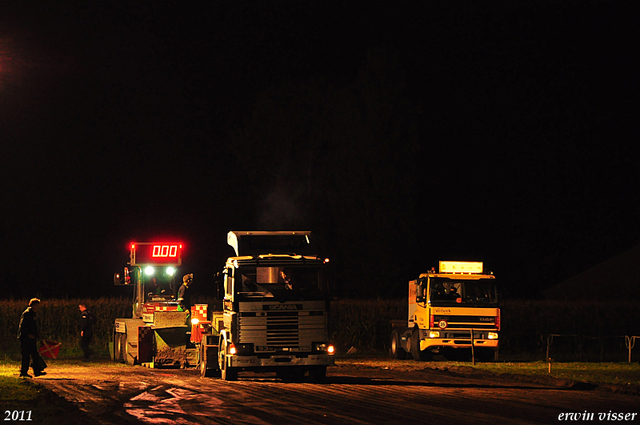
391,261,500,362
199,231,335,381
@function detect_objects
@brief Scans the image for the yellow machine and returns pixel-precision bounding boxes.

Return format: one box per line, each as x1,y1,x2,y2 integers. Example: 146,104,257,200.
112,242,207,367
390,261,500,361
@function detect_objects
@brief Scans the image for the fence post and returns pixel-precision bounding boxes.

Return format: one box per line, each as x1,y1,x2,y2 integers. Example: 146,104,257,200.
546,334,553,373
471,329,475,365
625,336,636,363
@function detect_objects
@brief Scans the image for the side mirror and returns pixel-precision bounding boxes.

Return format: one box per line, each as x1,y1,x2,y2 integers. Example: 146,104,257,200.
214,271,225,300
114,268,132,286
416,278,427,304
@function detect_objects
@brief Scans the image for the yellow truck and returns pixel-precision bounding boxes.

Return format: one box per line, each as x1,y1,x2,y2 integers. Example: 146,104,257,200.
390,261,500,361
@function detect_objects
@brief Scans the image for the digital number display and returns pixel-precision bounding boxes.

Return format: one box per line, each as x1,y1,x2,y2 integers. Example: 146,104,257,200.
130,242,183,266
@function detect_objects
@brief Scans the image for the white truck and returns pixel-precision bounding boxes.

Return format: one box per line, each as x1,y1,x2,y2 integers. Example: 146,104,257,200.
198,231,335,381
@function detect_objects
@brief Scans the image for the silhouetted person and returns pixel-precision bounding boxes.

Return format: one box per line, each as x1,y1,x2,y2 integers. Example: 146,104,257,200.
79,304,95,361
280,269,294,290
17,298,46,378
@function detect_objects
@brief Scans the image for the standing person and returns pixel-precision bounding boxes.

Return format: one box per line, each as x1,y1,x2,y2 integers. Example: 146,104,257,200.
280,269,294,290
177,273,193,314
17,298,46,378
78,304,95,361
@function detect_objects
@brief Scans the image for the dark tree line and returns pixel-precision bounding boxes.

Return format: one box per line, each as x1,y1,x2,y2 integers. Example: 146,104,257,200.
229,47,420,298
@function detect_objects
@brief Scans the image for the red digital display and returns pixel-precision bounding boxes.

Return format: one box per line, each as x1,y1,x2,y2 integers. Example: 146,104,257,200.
130,242,183,266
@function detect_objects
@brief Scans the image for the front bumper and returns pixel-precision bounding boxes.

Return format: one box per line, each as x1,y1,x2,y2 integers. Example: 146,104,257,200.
422,330,499,350
423,338,499,349
229,353,335,369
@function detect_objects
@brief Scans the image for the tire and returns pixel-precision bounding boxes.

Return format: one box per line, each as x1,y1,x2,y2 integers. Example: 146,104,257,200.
199,345,213,378
219,339,238,381
114,332,125,363
389,330,407,360
200,357,214,377
410,329,432,361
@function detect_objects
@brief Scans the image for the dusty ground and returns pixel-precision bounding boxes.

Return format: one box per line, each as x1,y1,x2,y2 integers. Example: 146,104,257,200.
15,358,640,425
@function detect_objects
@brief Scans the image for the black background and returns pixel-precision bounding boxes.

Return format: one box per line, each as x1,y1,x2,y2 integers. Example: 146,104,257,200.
1,1,638,300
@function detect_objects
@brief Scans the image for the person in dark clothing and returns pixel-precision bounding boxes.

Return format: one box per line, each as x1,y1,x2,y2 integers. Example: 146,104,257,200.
78,304,95,361
177,273,193,314
17,298,46,378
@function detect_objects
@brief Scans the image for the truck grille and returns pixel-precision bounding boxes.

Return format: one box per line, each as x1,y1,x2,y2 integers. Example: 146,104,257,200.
238,310,327,348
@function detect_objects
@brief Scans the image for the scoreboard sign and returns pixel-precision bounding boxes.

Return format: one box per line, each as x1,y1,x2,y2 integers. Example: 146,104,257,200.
130,242,183,266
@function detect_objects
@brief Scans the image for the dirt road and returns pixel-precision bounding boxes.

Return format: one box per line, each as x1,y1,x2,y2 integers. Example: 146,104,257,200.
33,359,638,425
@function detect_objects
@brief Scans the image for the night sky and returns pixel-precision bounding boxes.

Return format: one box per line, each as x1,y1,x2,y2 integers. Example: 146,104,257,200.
1,1,638,300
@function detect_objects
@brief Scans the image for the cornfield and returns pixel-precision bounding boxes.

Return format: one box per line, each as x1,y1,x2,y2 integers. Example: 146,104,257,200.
1,297,639,360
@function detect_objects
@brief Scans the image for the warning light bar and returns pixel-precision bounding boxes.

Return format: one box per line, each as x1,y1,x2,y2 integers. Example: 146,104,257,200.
439,261,483,274
130,242,183,266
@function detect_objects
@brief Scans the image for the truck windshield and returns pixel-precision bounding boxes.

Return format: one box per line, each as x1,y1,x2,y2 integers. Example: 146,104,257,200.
236,266,328,301
429,277,498,306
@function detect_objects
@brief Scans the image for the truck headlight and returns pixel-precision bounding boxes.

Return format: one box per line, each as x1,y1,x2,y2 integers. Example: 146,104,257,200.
429,331,440,338
313,343,335,355
487,332,498,340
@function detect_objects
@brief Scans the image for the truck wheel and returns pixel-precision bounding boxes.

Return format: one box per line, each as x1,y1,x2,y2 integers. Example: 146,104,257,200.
410,329,432,361
114,332,125,363
200,357,215,377
219,340,238,381
199,345,213,378
390,330,407,360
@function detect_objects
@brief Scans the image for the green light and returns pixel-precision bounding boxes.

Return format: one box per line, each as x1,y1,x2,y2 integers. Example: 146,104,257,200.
144,266,155,276
166,267,176,276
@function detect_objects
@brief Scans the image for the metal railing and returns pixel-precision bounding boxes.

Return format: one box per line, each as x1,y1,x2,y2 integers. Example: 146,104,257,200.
545,334,640,363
